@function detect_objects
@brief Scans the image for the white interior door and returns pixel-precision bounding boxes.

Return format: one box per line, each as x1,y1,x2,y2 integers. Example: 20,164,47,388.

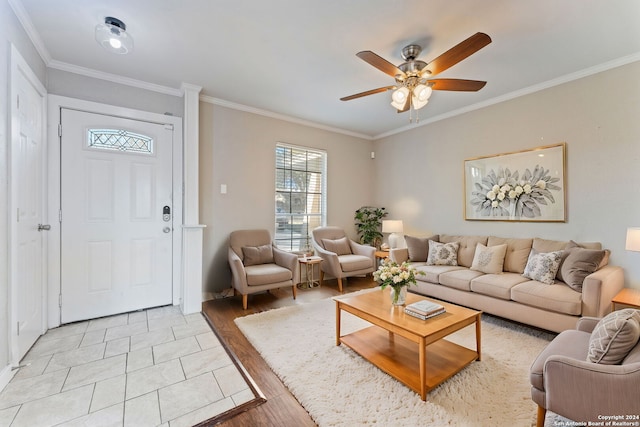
60,108,174,323
10,46,47,361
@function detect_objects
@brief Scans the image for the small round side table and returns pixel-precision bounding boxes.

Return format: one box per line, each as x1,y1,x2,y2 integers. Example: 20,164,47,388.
298,256,323,289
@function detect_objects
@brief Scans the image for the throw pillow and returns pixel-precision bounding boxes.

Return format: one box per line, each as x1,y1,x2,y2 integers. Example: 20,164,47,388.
405,235,439,262
426,240,459,266
242,244,274,266
522,248,564,285
557,245,606,292
587,309,640,364
322,237,352,255
470,243,507,274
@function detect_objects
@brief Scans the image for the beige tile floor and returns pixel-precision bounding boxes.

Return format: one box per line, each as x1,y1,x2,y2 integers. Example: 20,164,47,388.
0,306,255,427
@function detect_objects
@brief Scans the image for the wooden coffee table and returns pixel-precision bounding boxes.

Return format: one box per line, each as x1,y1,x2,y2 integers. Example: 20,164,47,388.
334,289,481,401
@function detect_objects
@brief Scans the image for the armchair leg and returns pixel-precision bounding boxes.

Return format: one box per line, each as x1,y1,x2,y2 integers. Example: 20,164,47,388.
337,278,343,293
242,294,248,310
536,405,546,427
292,285,297,300
320,270,324,287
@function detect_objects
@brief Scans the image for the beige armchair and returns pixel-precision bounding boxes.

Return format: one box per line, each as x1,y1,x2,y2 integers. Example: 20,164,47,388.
311,226,376,292
530,313,640,426
228,229,300,309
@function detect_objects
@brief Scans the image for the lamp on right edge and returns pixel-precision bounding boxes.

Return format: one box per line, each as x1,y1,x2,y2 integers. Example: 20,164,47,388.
382,220,404,249
626,227,640,252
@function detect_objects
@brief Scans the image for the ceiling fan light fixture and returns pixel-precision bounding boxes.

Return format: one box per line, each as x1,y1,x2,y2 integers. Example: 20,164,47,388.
390,87,410,109
413,84,433,102
95,16,133,54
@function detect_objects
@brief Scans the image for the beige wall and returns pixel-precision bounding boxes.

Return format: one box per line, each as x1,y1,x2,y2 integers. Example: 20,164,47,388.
199,103,374,293
373,61,640,289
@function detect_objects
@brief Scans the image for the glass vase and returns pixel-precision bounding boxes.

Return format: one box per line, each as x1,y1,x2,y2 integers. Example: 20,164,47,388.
390,286,407,306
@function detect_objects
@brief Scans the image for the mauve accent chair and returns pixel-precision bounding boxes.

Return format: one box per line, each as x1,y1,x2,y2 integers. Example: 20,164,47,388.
228,229,299,309
530,314,640,426
311,226,376,292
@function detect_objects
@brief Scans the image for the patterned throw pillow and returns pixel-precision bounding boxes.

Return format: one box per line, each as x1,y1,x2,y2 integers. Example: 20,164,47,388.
470,243,508,274
242,244,274,266
587,309,640,364
522,248,564,285
426,240,459,266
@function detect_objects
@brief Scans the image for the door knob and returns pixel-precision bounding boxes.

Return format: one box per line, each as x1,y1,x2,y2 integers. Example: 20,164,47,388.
163,227,171,233
38,224,51,231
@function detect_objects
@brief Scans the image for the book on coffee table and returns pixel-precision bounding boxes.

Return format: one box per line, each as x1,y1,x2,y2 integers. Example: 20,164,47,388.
404,307,445,320
405,300,446,316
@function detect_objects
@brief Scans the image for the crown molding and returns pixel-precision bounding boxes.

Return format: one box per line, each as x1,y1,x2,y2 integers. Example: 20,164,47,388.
374,53,640,139
8,0,51,64
48,60,183,97
200,95,374,140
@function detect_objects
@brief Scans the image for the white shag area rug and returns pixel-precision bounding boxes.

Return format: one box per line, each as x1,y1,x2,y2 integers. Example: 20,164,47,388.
235,289,557,427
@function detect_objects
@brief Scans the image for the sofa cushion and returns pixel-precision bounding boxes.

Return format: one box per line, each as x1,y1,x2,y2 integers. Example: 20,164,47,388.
522,248,564,285
338,254,372,272
511,281,582,315
471,272,530,300
530,329,590,390
487,236,533,273
470,243,507,274
405,234,439,262
426,241,459,266
242,244,274,266
415,265,466,284
532,238,569,253
587,309,640,365
322,237,352,255
440,235,488,267
245,263,292,286
558,245,606,292
439,269,485,291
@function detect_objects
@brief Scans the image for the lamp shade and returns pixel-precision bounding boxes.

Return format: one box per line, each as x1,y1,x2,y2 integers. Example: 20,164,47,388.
626,227,640,252
382,220,403,233
95,17,133,54
390,87,409,110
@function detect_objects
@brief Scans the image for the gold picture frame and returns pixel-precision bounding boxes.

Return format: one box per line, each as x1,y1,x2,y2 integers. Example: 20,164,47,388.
464,143,566,222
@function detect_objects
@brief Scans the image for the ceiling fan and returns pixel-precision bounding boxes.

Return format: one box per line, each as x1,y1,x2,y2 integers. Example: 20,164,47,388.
341,32,492,115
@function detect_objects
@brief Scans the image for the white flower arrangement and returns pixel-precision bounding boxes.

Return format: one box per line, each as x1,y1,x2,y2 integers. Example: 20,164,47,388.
373,259,424,291
469,165,561,218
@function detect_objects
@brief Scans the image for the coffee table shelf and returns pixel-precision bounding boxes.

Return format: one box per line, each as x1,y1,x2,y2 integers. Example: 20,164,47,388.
340,326,479,394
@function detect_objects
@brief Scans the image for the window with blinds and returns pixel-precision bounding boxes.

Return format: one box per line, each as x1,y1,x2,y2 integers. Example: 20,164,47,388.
275,143,326,251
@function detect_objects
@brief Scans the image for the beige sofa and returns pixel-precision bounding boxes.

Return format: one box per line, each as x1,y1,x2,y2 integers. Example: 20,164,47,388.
390,234,624,333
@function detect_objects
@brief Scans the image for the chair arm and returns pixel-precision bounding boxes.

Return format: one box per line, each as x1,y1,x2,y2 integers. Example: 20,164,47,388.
350,240,375,258
312,240,343,278
390,248,409,263
576,317,600,333
228,248,248,293
581,265,625,317
544,355,640,420
273,247,300,284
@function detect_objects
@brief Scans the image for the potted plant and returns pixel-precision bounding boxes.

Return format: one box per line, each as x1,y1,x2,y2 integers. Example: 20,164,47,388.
354,206,387,248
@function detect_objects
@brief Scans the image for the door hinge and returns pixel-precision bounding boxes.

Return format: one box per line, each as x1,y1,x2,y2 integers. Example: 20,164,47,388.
59,209,62,223
58,294,62,308
17,321,20,336
58,124,62,137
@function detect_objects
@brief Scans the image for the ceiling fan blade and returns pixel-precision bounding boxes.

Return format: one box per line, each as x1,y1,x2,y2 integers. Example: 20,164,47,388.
340,86,396,101
422,32,491,77
429,78,487,91
356,51,406,78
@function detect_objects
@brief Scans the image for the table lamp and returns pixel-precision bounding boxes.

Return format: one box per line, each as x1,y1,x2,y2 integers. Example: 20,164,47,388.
626,227,640,252
382,220,404,249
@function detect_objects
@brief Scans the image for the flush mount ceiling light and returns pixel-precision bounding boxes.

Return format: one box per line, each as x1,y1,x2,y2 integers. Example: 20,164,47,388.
95,16,133,54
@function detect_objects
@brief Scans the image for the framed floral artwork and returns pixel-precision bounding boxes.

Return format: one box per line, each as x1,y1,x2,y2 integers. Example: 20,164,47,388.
464,143,566,222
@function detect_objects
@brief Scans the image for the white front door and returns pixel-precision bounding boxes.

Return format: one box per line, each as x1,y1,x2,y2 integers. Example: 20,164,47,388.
60,108,174,323
10,46,47,361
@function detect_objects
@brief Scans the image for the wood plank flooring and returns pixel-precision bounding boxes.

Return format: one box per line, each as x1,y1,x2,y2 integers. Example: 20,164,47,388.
201,276,377,427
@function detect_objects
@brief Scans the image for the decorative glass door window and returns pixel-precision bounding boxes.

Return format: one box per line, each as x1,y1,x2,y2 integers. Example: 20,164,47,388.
88,129,154,154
